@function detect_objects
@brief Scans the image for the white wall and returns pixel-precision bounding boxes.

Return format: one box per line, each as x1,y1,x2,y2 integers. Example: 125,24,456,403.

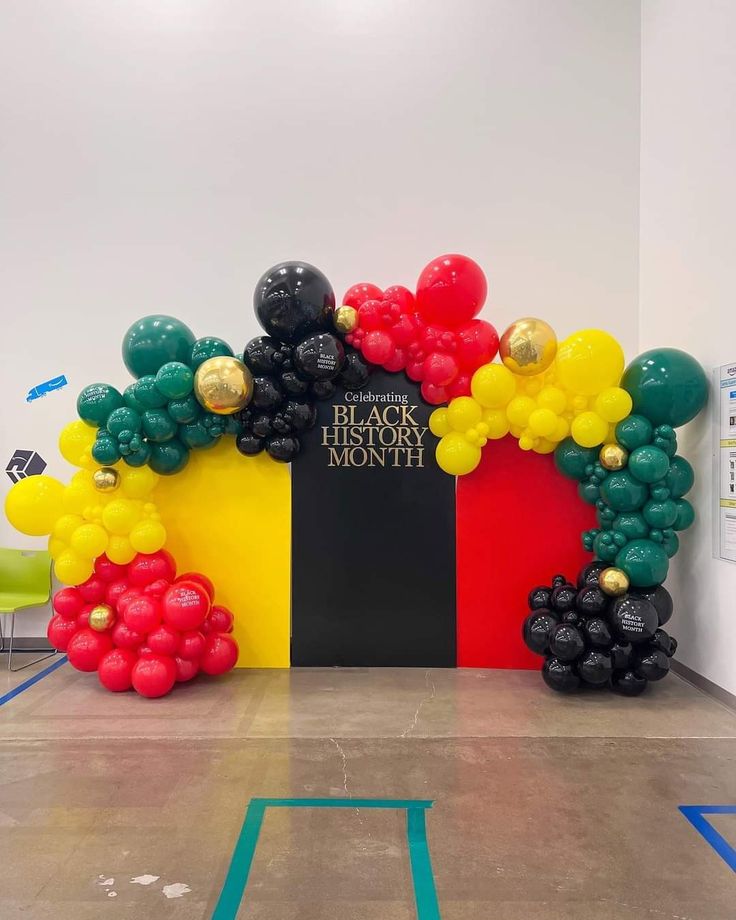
0,1,641,635
640,0,736,696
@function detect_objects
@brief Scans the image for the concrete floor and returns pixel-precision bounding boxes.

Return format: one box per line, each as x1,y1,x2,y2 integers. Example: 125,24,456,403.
0,659,735,919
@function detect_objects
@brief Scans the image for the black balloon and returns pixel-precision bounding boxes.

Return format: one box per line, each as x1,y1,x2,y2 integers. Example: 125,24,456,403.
610,594,659,644
577,560,608,589
243,336,282,375
610,641,634,670
650,628,677,657
522,610,558,655
252,376,284,412
548,623,585,662
338,348,371,390
293,333,345,381
267,435,301,463
584,617,613,648
611,669,648,696
635,648,670,681
254,261,335,343
550,584,577,613
280,369,311,396
577,649,613,686
562,611,580,625
542,657,581,693
632,585,673,626
575,585,608,617
235,432,264,456
528,586,552,610
551,574,567,588
311,379,336,400
252,413,275,438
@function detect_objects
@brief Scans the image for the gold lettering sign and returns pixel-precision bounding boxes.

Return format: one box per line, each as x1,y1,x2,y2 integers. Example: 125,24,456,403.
321,402,428,468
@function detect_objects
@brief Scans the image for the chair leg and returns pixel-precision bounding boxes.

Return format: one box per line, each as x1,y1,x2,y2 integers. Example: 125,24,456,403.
0,616,4,653
7,612,56,672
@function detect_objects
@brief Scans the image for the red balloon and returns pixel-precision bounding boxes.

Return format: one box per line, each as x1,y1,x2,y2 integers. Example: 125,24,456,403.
77,575,106,604
456,319,499,369
53,587,84,620
98,648,137,692
175,572,215,601
416,254,487,328
76,606,92,629
423,352,459,387
162,581,210,631
174,656,200,683
111,621,144,650
117,588,141,616
143,578,171,599
131,654,177,698
383,285,415,312
105,579,130,610
147,623,180,657
137,645,156,658
200,633,239,675
47,614,77,651
447,373,472,399
94,554,127,583
343,282,383,309
207,605,235,634
362,330,395,365
67,628,112,672
123,595,162,634
177,629,205,661
128,550,176,587
420,380,449,405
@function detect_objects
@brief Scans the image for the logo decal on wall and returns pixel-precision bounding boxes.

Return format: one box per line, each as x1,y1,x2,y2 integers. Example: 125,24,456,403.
6,450,47,483
26,375,68,403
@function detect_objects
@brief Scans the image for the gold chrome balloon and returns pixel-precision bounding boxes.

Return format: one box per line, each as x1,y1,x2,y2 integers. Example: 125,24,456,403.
89,603,115,631
599,443,628,471
499,317,557,377
334,305,358,334
599,567,630,597
93,467,120,492
194,357,253,415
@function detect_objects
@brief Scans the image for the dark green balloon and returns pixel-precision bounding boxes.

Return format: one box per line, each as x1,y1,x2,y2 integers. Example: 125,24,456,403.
134,375,168,409
106,407,142,438
662,529,680,557
77,383,124,427
673,498,695,530
167,394,201,424
621,348,708,428
615,414,653,451
615,539,669,587
599,470,649,512
578,481,600,504
628,445,670,484
155,362,194,400
91,432,121,465
189,336,234,370
148,439,190,475
123,383,146,414
122,315,196,379
643,498,678,529
122,442,151,467
141,409,178,442
593,531,619,562
555,439,597,480
612,511,650,541
179,420,217,449
665,456,694,498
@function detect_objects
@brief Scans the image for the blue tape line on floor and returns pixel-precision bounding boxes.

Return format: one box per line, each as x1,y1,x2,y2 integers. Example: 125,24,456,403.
679,805,736,872
0,655,67,708
212,797,439,920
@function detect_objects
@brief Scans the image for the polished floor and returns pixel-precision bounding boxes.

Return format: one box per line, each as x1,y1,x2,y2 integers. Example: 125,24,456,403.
1,659,735,919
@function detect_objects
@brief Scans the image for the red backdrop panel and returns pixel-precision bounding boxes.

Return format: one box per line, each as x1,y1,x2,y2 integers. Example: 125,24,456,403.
457,435,597,669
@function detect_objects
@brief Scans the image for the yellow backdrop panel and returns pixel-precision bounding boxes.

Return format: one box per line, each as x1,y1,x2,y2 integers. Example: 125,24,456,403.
154,439,290,668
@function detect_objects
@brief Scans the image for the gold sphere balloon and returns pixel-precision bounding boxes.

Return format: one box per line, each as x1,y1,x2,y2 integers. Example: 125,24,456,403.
334,305,358,334
599,443,628,471
499,317,558,376
194,356,253,415
599,567,630,597
89,603,115,632
93,467,120,492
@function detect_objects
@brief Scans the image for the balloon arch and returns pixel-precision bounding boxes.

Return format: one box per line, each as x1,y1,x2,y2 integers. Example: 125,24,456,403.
5,255,707,698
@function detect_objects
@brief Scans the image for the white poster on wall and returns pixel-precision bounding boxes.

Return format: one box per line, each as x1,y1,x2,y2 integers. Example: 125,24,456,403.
715,363,736,563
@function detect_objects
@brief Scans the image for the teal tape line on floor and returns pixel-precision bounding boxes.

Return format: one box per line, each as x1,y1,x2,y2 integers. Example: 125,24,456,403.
211,797,440,920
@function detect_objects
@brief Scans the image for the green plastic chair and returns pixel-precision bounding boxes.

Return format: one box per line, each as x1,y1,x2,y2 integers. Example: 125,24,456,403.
0,549,54,671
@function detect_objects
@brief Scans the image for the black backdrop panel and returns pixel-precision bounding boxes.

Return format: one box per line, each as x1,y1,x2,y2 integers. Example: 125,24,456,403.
291,369,456,667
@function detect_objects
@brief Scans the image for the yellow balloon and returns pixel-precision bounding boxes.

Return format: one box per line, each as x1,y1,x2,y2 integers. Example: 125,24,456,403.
571,411,609,448
519,434,535,451
48,536,67,560
435,432,482,476
537,386,567,415
62,479,98,514
482,409,510,440
499,317,557,376
471,363,516,408
556,330,624,396
534,438,557,455
506,396,536,428
129,519,166,554
120,465,159,500
553,417,570,441
101,498,141,535
54,549,94,586
70,522,109,559
5,475,64,536
53,513,84,542
429,407,450,438
528,408,558,438
447,396,482,432
106,535,137,565
594,387,633,423
58,420,97,469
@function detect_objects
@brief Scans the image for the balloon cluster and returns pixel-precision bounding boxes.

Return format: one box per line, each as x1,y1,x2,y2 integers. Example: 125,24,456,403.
523,560,677,696
6,431,165,585
342,254,499,405
77,316,252,475
235,261,370,462
46,550,238,698
429,327,632,476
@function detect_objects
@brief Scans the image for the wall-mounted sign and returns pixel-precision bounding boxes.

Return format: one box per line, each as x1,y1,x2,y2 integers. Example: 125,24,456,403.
26,374,68,402
6,450,47,483
714,362,736,563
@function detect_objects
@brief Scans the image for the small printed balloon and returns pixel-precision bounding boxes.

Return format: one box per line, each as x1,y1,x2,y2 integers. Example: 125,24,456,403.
542,657,581,693
293,333,345,380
